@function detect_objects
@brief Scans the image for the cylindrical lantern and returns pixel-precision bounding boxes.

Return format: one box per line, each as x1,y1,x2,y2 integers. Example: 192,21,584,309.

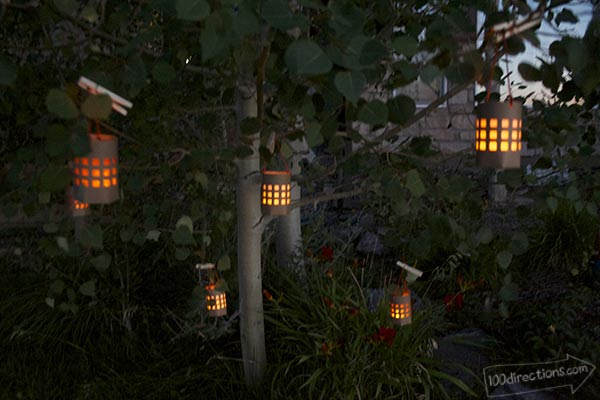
72,130,119,204
390,289,412,326
66,186,90,217
261,170,291,216
475,101,522,169
205,284,227,317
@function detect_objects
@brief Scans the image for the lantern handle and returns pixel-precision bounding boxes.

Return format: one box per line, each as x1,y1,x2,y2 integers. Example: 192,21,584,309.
261,138,290,173
502,30,514,106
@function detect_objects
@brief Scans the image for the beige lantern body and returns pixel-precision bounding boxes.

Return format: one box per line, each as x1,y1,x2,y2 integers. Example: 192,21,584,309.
72,133,119,204
261,170,291,216
205,284,227,317
390,290,412,326
475,101,522,169
67,186,90,217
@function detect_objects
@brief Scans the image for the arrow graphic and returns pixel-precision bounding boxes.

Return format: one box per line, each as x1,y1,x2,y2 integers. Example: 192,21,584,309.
483,354,596,398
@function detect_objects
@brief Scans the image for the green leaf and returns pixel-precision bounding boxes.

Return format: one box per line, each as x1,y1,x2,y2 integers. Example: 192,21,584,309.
405,169,425,198
201,13,226,61
555,8,578,26
496,251,512,270
50,279,65,294
518,62,542,81
334,70,366,105
0,56,17,86
420,65,440,85
358,39,386,66
176,215,194,232
152,61,177,83
284,40,332,76
508,232,528,256
39,165,70,192
475,226,493,245
54,0,78,15
176,0,210,21
81,5,98,22
306,121,323,147
387,95,416,125
80,224,104,250
81,94,112,120
120,228,134,242
91,253,112,272
217,254,231,271
79,280,96,297
357,100,388,125
56,236,69,252
172,226,196,246
175,247,191,260
46,89,79,119
232,5,260,36
499,282,519,302
262,0,296,31
194,171,209,189
146,230,161,241
392,35,419,58
45,297,55,308
546,196,558,213
566,185,579,201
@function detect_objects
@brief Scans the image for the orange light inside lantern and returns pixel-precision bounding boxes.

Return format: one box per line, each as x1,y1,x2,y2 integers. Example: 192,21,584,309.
390,290,412,325
261,182,291,206
475,117,521,154
205,284,227,315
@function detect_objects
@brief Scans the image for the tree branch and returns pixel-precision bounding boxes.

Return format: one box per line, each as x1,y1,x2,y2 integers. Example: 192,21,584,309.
290,186,367,210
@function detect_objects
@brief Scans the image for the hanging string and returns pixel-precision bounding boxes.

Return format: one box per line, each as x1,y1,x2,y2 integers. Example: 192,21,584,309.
485,32,500,103
263,136,290,172
503,30,514,106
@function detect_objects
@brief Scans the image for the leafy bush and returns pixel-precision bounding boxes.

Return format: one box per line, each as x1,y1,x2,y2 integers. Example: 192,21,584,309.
262,259,476,399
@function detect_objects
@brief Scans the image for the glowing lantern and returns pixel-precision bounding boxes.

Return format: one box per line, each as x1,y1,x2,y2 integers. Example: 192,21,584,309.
261,170,291,216
390,289,412,326
66,186,89,217
72,126,119,204
475,101,522,169
205,284,227,317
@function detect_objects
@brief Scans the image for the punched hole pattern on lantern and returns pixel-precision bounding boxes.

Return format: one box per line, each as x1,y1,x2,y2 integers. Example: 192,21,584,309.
73,199,89,210
475,118,522,153
390,302,411,319
73,157,118,189
262,183,291,206
206,291,227,311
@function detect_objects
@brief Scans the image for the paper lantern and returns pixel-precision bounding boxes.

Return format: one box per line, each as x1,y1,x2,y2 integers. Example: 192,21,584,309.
66,186,89,217
205,284,227,317
72,131,119,204
390,289,412,326
261,170,291,216
475,101,522,169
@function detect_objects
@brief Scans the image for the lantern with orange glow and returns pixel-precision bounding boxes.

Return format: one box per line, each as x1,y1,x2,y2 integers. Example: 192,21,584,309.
66,186,90,217
72,124,119,204
390,289,412,326
475,101,522,169
261,170,291,216
205,283,227,317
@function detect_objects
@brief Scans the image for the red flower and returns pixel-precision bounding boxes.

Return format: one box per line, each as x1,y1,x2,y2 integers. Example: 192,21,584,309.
323,297,335,309
444,293,464,311
320,246,334,262
370,326,397,347
321,342,331,356
263,289,273,301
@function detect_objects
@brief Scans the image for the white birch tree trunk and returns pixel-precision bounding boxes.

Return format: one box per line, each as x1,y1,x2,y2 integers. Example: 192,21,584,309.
275,138,308,270
235,78,266,384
